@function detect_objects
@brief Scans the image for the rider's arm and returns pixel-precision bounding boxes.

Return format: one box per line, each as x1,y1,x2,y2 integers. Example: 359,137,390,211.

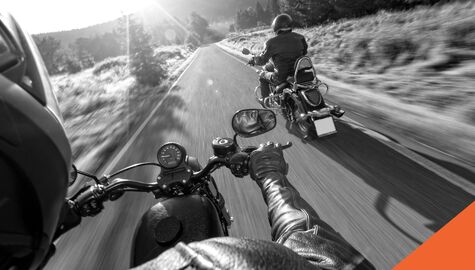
254,40,273,66
250,143,375,269
302,36,308,55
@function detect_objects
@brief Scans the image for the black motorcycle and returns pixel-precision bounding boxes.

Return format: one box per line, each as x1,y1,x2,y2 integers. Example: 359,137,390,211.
59,109,292,267
242,48,345,139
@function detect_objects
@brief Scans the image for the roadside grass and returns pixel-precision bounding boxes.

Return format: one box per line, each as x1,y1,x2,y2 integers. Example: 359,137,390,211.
53,45,193,172
222,1,475,164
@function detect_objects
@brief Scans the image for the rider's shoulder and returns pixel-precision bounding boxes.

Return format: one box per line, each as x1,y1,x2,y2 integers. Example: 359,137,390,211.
289,31,306,39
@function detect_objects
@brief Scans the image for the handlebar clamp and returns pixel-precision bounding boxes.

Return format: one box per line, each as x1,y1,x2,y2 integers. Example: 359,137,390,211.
73,185,106,217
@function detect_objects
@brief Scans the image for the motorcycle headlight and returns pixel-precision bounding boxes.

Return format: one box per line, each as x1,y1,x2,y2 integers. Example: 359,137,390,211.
302,89,323,107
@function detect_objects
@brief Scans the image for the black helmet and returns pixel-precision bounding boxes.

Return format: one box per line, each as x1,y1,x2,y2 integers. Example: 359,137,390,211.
271,14,293,34
0,12,71,269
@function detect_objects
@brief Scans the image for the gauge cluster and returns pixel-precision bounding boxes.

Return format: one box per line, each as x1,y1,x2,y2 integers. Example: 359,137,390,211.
157,143,186,169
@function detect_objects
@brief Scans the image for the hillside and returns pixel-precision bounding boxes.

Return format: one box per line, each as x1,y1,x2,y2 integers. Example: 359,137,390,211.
221,1,475,165
33,0,261,48
34,20,118,48
157,0,257,21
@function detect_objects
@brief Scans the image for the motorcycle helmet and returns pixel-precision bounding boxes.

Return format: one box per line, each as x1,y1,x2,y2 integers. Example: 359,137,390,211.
271,14,293,34
0,12,71,269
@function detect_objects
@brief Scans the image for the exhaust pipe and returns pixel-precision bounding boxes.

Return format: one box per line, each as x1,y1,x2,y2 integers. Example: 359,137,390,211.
296,105,345,122
296,107,331,122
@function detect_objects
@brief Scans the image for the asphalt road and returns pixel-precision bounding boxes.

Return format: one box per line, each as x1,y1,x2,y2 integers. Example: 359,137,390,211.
46,45,475,270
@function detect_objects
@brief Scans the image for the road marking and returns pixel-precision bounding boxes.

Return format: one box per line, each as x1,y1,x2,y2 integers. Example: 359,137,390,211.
102,49,200,174
216,43,475,194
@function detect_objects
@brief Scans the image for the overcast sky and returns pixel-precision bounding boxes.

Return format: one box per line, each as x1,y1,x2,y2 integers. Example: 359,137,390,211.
3,0,153,34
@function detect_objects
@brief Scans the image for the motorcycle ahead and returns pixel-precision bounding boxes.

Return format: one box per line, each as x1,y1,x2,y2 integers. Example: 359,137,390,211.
242,48,345,139
59,109,292,268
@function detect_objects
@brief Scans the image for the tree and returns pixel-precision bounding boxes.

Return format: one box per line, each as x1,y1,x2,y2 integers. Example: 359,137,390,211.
256,1,268,25
280,0,335,26
235,7,258,30
63,54,82,74
266,0,280,18
33,36,62,74
189,12,210,42
118,15,166,86
71,32,122,64
328,0,374,18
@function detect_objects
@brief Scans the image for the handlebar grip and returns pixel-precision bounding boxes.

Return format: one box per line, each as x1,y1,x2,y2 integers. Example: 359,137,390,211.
281,142,292,150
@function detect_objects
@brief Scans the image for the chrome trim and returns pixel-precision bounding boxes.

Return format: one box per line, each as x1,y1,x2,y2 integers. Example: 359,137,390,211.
296,107,331,122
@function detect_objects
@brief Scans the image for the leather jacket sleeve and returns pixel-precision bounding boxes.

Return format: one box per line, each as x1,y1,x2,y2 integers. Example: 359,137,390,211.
254,40,273,66
258,171,375,269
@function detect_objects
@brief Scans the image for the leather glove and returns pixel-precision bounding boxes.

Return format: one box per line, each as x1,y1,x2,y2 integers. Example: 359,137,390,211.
248,57,256,66
258,70,266,80
229,152,250,178
249,142,288,182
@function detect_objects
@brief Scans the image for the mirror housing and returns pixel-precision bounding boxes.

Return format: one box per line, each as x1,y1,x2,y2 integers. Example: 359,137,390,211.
232,109,276,138
241,48,251,55
69,165,78,186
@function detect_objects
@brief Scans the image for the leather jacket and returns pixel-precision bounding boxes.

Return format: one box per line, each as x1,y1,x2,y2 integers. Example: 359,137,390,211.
253,31,308,83
132,171,375,270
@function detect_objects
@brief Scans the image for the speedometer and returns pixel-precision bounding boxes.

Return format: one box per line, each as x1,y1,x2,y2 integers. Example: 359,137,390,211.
157,143,186,169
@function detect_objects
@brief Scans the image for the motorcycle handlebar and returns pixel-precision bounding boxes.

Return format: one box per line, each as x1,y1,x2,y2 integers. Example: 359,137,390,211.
73,141,292,216
191,142,292,179
191,156,227,181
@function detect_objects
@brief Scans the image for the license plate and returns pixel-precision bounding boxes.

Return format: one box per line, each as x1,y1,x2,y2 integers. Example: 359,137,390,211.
314,117,336,137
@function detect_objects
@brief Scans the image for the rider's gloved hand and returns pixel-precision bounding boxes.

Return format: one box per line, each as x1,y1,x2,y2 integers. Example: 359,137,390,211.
248,57,256,66
258,70,266,80
249,142,288,181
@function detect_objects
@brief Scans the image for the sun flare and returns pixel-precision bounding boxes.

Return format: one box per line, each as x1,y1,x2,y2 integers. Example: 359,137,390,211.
3,0,154,34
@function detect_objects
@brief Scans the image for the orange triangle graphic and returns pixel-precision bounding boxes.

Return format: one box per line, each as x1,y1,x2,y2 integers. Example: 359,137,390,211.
394,201,475,270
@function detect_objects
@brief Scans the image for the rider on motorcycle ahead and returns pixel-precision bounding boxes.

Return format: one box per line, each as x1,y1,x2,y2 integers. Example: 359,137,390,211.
248,14,308,100
0,12,374,270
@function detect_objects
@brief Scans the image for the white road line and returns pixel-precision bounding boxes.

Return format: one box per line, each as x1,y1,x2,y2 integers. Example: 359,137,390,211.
102,49,200,174
216,44,475,194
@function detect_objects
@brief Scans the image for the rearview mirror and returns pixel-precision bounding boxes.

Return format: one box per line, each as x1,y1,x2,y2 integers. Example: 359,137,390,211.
242,48,251,55
232,109,276,138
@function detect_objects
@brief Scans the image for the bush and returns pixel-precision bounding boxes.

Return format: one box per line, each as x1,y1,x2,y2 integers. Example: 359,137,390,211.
370,35,418,68
93,57,127,75
131,53,166,86
445,19,475,49
80,55,95,69
186,33,201,47
64,57,82,74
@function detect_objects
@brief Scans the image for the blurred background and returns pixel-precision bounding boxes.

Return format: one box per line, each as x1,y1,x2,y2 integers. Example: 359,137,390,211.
3,0,474,269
